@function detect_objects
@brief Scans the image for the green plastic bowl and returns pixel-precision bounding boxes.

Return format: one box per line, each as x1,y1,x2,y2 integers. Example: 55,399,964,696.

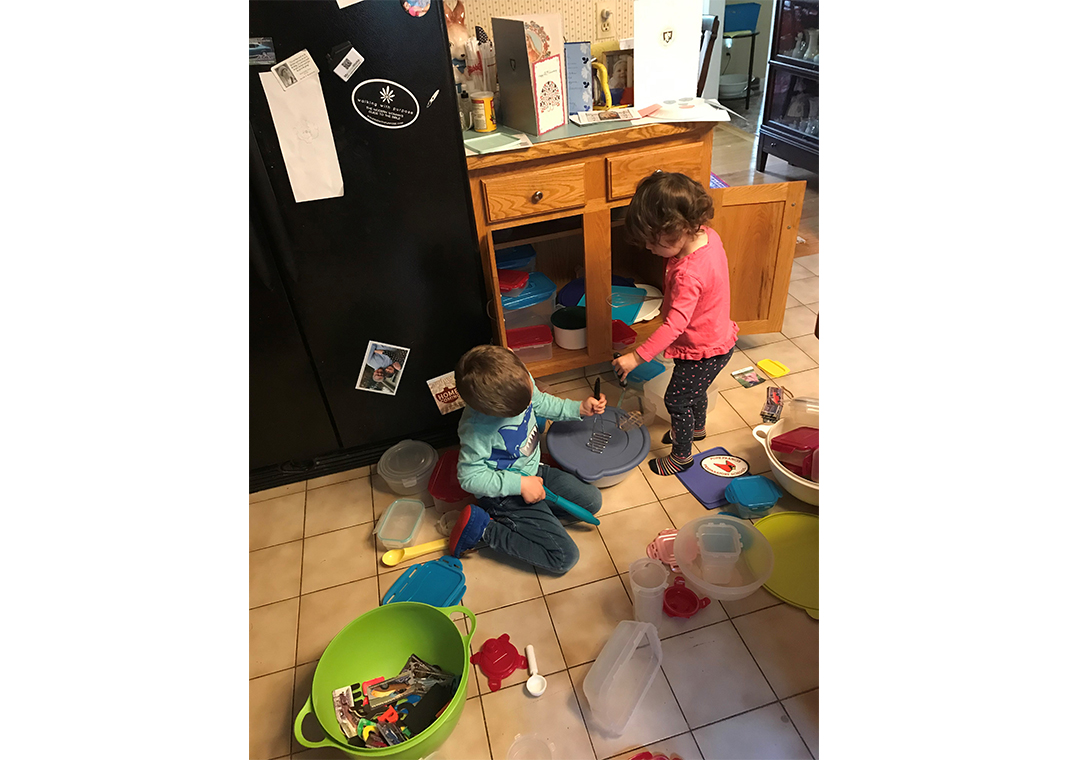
294,603,477,758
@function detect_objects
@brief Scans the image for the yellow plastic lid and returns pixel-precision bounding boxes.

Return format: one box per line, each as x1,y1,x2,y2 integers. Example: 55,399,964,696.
757,359,789,378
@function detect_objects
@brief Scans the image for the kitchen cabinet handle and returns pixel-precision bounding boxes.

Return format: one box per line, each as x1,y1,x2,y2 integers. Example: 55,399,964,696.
531,190,543,203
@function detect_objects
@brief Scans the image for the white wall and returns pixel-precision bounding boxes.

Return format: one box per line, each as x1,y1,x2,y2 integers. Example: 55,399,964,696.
701,0,726,100
719,0,775,93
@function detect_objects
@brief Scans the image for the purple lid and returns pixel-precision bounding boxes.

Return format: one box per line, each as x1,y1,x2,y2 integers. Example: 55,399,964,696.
544,407,651,482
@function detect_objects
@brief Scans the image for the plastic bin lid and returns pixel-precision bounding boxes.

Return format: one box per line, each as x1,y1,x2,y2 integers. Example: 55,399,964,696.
428,448,472,503
662,577,711,619
381,556,466,607
502,272,556,311
770,426,819,454
498,269,530,293
612,320,637,343
626,359,666,384
507,324,553,349
557,275,637,307
496,244,536,268
378,439,438,484
724,475,783,509
375,499,425,544
544,406,651,482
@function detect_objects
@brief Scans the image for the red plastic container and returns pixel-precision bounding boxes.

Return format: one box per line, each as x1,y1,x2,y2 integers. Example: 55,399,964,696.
427,449,473,513
662,577,711,619
507,324,553,363
498,269,530,294
770,426,819,478
612,319,637,351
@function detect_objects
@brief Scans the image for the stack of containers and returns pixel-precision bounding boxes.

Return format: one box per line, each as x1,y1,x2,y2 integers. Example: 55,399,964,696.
496,244,537,273
377,440,438,496
502,271,557,332
427,449,473,513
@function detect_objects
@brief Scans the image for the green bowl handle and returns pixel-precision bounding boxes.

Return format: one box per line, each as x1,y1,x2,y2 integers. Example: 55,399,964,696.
441,604,477,648
293,695,343,750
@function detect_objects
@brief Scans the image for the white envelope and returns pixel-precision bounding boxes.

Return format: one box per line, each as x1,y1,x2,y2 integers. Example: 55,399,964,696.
259,71,344,203
633,0,702,109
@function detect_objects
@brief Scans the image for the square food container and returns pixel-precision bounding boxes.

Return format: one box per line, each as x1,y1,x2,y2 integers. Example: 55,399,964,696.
507,324,553,363
502,272,556,331
582,621,662,736
375,499,425,549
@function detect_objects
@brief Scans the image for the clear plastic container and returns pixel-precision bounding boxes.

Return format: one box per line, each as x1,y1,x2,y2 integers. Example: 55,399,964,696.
507,734,555,760
375,498,425,549
628,558,669,629
507,325,553,363
696,523,742,585
503,272,556,331
582,621,662,736
377,439,438,496
675,515,775,601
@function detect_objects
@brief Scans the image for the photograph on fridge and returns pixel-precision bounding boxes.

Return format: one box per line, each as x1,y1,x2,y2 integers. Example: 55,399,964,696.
357,341,410,395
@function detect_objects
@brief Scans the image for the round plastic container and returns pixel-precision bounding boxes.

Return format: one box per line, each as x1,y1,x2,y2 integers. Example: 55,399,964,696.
674,514,774,601
550,306,587,350
507,734,555,760
752,397,819,505
628,557,669,629
378,439,439,496
428,449,472,512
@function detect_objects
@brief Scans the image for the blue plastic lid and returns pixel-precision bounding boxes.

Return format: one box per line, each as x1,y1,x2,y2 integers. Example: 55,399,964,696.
381,556,466,607
627,360,666,384
557,275,636,307
543,406,651,482
496,244,536,269
724,475,783,509
502,271,556,311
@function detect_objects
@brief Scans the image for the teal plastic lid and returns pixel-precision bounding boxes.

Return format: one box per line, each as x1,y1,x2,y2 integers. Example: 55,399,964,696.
502,271,556,311
496,244,536,269
627,359,666,384
724,475,783,509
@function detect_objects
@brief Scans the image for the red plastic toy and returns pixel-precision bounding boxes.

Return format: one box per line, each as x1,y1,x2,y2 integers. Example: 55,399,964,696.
470,634,528,691
663,577,711,619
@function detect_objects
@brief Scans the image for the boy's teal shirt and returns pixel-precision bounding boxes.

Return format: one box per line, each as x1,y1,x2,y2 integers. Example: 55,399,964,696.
457,375,582,498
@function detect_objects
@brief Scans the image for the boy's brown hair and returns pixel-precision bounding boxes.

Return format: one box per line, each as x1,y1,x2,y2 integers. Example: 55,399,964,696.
623,171,714,247
455,345,532,417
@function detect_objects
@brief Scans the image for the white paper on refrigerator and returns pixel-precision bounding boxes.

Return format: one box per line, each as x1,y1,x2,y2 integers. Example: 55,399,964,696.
633,0,702,109
259,72,344,203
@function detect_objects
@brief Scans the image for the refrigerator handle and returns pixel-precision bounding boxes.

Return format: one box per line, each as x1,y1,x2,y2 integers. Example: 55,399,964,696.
249,123,300,283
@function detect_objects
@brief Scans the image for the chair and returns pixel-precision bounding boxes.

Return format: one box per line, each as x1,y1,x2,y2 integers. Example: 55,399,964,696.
697,15,720,96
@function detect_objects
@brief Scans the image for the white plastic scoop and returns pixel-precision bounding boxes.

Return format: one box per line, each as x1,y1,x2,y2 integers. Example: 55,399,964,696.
525,644,547,697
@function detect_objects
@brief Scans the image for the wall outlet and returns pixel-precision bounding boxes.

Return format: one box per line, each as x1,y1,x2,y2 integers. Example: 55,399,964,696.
595,0,617,41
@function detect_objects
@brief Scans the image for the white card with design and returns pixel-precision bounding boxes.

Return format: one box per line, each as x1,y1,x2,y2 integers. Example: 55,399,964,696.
532,54,565,135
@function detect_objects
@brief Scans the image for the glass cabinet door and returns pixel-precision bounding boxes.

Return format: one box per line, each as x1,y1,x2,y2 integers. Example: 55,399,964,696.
766,67,819,139
774,0,819,65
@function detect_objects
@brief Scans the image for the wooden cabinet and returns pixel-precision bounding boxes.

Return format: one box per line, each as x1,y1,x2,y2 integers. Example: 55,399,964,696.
466,122,804,378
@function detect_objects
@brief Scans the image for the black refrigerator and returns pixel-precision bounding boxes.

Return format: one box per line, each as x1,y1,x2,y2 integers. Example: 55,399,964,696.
250,0,491,492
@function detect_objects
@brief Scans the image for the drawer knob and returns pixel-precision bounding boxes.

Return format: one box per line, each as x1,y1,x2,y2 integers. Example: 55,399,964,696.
654,169,663,174
531,190,544,203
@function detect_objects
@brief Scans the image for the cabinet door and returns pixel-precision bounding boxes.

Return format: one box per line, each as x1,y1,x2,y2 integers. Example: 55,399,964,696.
709,181,806,335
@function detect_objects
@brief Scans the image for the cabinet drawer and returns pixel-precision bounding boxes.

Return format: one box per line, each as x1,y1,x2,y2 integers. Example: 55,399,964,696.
606,144,708,200
481,164,586,223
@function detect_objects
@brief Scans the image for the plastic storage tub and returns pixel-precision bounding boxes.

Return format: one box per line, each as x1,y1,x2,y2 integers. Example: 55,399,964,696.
502,272,557,331
378,439,439,496
612,320,637,352
582,621,662,736
508,325,553,364
628,557,669,629
674,514,774,601
496,244,537,273
551,306,587,350
428,449,473,513
375,498,426,549
498,268,530,294
753,397,819,505
696,523,742,584
724,475,783,519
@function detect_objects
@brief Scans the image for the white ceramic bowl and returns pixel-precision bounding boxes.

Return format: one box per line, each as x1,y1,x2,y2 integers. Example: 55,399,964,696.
752,398,819,505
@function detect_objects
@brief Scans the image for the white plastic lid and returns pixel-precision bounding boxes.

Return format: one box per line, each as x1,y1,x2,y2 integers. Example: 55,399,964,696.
378,440,438,487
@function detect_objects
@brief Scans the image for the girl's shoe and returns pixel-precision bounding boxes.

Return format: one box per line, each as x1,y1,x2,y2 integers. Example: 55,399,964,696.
648,452,694,476
449,504,491,557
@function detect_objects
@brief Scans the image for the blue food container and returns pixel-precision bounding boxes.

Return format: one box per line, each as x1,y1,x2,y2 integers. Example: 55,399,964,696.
502,271,557,330
724,3,761,34
724,475,783,519
496,244,537,272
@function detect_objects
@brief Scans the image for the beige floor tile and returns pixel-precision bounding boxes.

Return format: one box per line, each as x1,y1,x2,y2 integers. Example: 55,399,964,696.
805,300,818,314
251,540,303,609
784,293,802,309
481,673,596,760
598,468,658,516
660,621,775,728
605,732,701,760
251,492,306,551
537,524,617,594
585,361,613,376
306,465,370,491
435,696,492,760
295,576,379,665
719,383,774,428
735,332,789,350
460,548,544,614
545,576,633,667
251,481,304,504
719,585,784,618
468,598,566,692
790,259,812,281
640,446,690,500
250,669,295,760
374,506,447,572
546,376,595,393
788,276,819,305
692,703,812,759
291,660,319,754
542,368,587,385
301,523,377,594
292,747,349,759
554,383,598,404
701,392,749,435
371,474,435,519
775,367,818,401
791,334,819,364
795,253,818,275
250,598,299,678
783,690,819,759
571,661,689,759
659,492,730,530
694,427,771,474
732,604,818,699
304,477,374,537
781,306,818,339
620,570,728,640
598,501,676,573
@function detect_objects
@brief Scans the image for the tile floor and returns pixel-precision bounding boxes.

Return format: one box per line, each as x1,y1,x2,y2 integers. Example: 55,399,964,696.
249,261,819,760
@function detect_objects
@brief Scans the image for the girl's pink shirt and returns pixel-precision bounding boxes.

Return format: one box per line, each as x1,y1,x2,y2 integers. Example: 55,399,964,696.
635,226,739,362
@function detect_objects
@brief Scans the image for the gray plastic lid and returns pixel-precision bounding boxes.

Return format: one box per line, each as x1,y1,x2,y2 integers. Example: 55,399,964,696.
544,407,651,482
378,439,437,485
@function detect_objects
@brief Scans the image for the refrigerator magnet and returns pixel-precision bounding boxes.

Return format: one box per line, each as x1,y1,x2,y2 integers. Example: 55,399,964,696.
328,43,365,82
357,342,411,396
249,37,276,66
427,371,465,415
351,78,420,129
532,54,565,135
402,0,431,18
271,49,319,91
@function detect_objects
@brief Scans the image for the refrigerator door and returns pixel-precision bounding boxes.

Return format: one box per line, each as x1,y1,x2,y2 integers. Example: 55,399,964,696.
250,1,490,452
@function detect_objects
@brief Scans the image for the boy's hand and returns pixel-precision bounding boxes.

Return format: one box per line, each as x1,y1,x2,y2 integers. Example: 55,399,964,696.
612,352,643,382
520,476,546,504
579,394,607,417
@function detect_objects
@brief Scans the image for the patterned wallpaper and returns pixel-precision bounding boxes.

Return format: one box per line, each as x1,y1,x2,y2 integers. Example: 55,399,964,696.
457,0,635,46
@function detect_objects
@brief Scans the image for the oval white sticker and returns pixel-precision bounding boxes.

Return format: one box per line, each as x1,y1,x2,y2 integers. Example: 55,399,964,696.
700,455,749,477
351,78,420,129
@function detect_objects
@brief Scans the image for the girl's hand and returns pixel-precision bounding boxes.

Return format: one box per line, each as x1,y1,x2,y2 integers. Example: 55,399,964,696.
611,352,642,381
580,393,607,417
